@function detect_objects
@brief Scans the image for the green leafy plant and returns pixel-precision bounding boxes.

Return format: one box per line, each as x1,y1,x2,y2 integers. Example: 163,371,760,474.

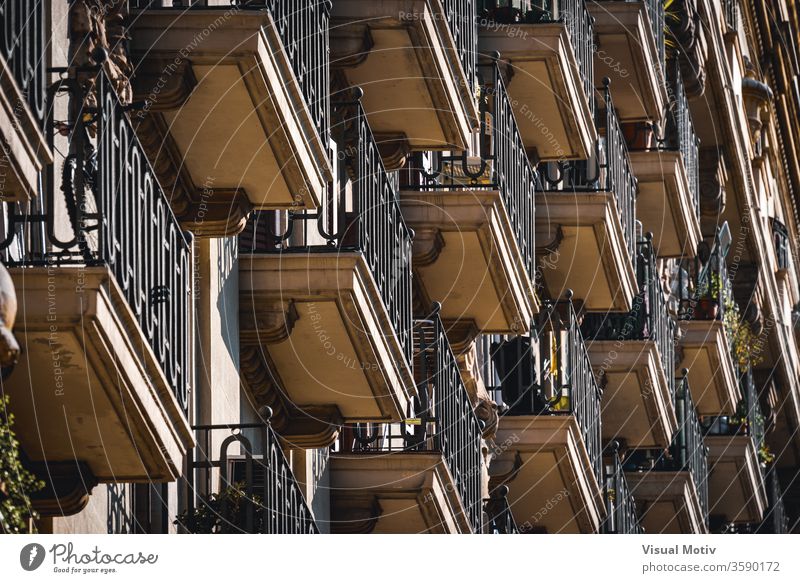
758,442,775,465
175,483,263,534
0,394,44,534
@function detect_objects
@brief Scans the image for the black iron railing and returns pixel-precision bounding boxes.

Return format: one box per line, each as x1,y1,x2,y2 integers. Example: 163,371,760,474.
442,0,478,98
339,308,484,533
759,468,790,534
240,97,414,365
132,0,330,143
675,229,732,322
408,63,536,279
631,58,699,221
477,1,594,116
772,218,790,271
0,0,46,126
625,375,709,522
582,237,677,402
185,418,318,534
538,81,637,262
485,485,519,534
492,294,603,484
643,0,666,71
0,69,193,414
702,365,765,453
723,0,739,33
603,443,642,534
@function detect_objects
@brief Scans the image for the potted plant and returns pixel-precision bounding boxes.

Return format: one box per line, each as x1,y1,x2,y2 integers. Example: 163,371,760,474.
621,121,656,150
695,273,722,319
758,443,775,466
175,483,263,534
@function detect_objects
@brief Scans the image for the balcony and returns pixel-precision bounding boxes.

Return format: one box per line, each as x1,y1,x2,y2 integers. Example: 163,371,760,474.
0,70,194,488
129,1,333,234
489,296,605,533
329,310,483,534
602,443,643,533
758,469,790,534
400,63,537,335
772,218,790,272
675,232,740,415
478,0,596,160
0,0,52,201
238,99,415,447
627,58,701,258
330,0,479,157
702,366,768,525
625,375,709,533
181,418,317,533
586,0,667,121
581,238,679,449
537,83,638,312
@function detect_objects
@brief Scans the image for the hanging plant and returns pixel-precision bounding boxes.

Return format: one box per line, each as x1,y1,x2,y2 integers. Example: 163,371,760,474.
0,394,44,534
758,442,775,465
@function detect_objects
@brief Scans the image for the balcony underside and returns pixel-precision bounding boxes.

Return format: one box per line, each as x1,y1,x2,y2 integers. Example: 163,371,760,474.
626,470,708,533
239,253,415,440
400,189,537,334
678,320,740,415
130,10,331,215
587,2,666,121
331,0,478,153
4,267,193,482
329,453,472,533
537,191,637,311
587,340,678,449
0,57,51,201
630,150,700,257
706,436,768,524
490,416,604,533
479,24,596,160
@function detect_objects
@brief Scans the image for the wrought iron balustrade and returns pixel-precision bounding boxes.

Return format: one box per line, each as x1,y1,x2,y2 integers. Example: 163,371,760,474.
702,365,765,453
631,57,699,221
338,308,484,534
407,63,535,279
185,418,318,534
642,0,666,72
626,374,709,522
603,443,642,534
442,0,478,99
771,218,790,271
759,468,790,534
240,97,414,366
538,81,637,262
477,0,595,116
675,229,732,322
131,0,330,143
582,237,677,402
0,69,193,414
485,485,519,534
0,0,46,126
491,294,603,484
723,0,739,33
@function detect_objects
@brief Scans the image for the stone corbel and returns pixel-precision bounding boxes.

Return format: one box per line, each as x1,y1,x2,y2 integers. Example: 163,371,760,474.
239,301,342,448
131,76,252,238
26,461,98,517
0,264,20,371
330,495,381,534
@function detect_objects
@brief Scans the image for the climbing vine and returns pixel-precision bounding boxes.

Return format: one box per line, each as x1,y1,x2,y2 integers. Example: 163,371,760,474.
0,394,44,533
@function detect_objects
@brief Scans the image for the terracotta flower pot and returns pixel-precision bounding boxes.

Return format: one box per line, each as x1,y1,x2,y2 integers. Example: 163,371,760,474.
621,121,655,151
697,298,719,320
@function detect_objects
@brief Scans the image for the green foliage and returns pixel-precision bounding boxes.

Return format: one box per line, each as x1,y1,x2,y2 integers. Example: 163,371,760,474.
722,294,764,372
0,394,44,534
175,483,262,534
